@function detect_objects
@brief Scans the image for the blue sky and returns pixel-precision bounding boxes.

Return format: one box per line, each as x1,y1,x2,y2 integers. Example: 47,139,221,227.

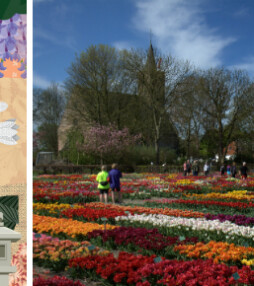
33,0,254,88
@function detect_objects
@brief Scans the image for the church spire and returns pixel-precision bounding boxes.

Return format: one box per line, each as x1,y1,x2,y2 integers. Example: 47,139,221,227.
146,42,156,71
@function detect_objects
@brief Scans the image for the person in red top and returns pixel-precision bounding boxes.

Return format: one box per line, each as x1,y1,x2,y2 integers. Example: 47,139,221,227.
183,161,187,176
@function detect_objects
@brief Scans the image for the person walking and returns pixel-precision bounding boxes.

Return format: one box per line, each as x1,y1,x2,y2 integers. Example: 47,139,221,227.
186,160,192,176
240,162,248,180
220,165,225,176
192,160,199,176
109,163,122,204
226,164,231,176
96,165,110,203
203,162,209,176
183,161,187,176
231,162,237,178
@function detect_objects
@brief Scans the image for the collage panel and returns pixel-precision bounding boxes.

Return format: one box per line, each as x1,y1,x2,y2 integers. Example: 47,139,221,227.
0,1,27,286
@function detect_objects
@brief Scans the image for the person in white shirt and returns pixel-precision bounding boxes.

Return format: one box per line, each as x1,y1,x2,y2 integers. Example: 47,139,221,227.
203,162,209,176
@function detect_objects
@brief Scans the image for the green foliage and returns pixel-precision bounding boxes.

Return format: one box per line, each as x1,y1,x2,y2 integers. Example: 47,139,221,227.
0,196,19,230
200,129,219,159
128,145,156,165
0,0,26,20
33,84,65,154
160,148,177,163
125,145,177,165
61,129,96,165
61,139,178,166
37,123,59,154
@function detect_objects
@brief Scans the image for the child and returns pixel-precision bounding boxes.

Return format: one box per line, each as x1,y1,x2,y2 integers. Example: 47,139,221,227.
226,164,231,176
96,165,110,203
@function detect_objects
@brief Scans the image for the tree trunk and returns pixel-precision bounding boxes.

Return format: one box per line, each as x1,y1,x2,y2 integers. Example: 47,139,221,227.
100,152,103,165
155,138,160,165
219,121,224,164
186,139,190,158
153,112,162,166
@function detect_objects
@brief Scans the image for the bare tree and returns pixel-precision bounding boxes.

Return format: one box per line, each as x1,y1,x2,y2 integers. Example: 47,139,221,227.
123,45,191,164
65,44,133,127
197,68,250,164
170,75,204,158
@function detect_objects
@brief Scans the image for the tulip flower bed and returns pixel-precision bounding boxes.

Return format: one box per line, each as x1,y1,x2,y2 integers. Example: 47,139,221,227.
33,276,85,286
33,173,254,205
33,175,98,203
205,213,254,227
34,202,128,222
33,202,205,221
185,190,254,201
145,199,254,216
174,240,254,266
115,213,254,247
33,172,254,285
33,233,109,272
87,226,199,256
84,202,204,217
33,214,117,240
68,252,254,285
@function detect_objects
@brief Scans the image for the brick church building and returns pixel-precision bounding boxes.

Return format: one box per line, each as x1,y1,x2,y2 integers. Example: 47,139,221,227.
58,44,179,158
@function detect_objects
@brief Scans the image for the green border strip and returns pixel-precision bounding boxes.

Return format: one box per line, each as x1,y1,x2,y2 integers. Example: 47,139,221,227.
0,0,26,20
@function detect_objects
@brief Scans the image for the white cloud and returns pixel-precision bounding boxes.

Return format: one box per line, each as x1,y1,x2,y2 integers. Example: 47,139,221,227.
113,41,132,51
133,0,235,69
33,73,51,89
34,28,78,52
233,8,249,19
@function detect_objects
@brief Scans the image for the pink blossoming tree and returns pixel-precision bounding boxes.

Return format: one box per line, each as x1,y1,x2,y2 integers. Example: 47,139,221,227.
78,124,141,164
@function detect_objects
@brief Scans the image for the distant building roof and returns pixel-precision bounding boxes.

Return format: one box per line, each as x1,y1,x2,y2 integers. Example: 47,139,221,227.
225,141,237,156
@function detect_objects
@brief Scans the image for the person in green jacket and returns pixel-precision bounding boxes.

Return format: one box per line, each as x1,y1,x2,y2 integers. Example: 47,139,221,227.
96,165,110,203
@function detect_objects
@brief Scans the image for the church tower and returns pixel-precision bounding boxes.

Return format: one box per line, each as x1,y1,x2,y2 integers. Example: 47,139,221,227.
138,43,165,107
138,43,179,151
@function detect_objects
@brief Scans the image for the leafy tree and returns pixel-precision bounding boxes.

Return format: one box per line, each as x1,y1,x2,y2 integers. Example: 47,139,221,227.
60,128,93,165
233,83,254,162
33,83,65,154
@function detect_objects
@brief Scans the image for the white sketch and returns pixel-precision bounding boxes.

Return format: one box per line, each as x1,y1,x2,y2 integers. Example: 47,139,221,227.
0,102,19,145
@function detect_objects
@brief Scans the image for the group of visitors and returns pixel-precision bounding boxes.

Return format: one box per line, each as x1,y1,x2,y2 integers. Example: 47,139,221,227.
183,160,249,179
221,161,248,180
183,160,209,176
96,160,249,204
183,160,192,176
96,163,122,204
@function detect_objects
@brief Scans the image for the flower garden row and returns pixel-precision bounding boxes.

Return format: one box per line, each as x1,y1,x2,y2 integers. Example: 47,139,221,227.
33,173,254,285
34,173,254,203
